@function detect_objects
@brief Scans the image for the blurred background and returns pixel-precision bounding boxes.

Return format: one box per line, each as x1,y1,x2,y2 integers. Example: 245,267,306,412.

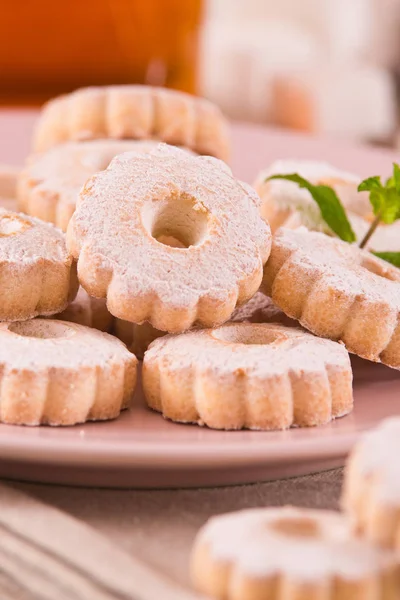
2,0,400,145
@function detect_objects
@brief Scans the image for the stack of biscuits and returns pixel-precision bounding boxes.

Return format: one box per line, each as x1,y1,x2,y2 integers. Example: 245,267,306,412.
1,84,400,431
1,84,400,598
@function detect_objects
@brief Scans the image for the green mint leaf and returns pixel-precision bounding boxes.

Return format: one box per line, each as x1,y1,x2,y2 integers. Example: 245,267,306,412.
372,251,400,268
369,188,386,218
369,187,400,224
358,176,382,193
381,188,400,224
267,173,356,242
360,164,400,224
393,163,400,192
385,163,400,192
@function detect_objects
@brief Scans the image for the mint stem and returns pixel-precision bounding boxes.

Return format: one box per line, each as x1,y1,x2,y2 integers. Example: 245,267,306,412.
359,212,382,249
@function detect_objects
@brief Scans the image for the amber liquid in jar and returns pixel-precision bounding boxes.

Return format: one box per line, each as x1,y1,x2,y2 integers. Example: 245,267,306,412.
0,0,202,105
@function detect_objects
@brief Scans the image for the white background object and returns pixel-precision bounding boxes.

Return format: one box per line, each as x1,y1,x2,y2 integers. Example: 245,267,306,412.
200,19,320,121
200,0,398,140
271,66,397,141
204,0,373,63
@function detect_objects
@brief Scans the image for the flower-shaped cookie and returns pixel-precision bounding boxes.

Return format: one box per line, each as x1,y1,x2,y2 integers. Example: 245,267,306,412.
262,227,400,368
0,319,137,426
254,159,366,232
143,322,353,429
18,140,161,231
191,507,398,600
342,417,400,549
67,144,271,333
0,208,78,321
33,85,230,160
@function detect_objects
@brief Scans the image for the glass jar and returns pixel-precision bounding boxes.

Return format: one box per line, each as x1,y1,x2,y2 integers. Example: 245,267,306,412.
0,0,203,105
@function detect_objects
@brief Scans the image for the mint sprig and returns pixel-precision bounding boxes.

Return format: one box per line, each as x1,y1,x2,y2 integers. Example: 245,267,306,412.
267,174,356,243
265,163,400,270
357,164,400,248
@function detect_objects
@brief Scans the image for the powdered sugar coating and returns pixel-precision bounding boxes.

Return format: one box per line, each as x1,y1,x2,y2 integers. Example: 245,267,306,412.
0,208,78,321
262,227,400,367
191,506,396,596
0,319,137,426
0,320,131,368
255,159,360,191
0,208,72,262
143,322,353,429
342,417,400,549
254,159,369,233
67,143,271,332
115,292,296,359
33,85,230,160
18,140,162,231
145,323,350,374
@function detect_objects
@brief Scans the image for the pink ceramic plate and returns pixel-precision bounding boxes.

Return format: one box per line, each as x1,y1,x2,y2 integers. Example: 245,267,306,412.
1,111,399,488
